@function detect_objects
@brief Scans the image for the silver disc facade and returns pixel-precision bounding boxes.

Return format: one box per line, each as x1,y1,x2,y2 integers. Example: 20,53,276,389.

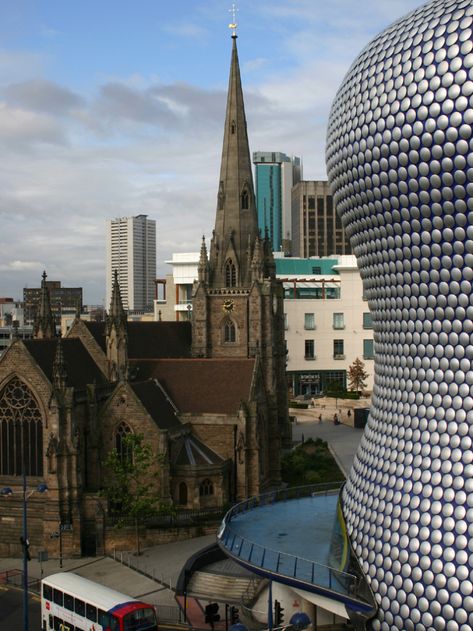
326,1,473,630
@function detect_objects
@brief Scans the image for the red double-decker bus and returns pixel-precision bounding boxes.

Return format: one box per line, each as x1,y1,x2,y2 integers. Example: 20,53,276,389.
41,572,158,631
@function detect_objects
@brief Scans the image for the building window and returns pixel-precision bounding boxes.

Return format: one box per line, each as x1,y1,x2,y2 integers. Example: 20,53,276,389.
333,339,345,359
304,313,315,330
0,377,43,476
199,478,214,497
312,266,321,275
241,190,249,209
363,312,373,329
363,339,374,359
178,482,188,505
115,422,132,464
333,313,345,329
305,340,315,360
284,313,288,330
225,259,237,287
224,319,236,343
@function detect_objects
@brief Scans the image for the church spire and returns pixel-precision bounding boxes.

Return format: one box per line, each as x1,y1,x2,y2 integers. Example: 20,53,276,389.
52,333,68,391
34,270,56,339
106,270,128,382
209,32,259,287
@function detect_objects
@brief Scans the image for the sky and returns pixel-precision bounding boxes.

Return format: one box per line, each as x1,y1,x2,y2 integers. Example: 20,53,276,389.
0,0,424,305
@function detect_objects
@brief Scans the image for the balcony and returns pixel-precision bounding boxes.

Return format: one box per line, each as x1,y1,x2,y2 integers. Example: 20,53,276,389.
333,354,345,360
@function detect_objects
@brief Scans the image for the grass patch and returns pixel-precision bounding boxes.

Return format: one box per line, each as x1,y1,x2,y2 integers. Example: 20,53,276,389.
281,438,345,487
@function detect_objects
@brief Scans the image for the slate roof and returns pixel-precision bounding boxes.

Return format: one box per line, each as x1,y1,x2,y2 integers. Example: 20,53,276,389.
171,434,225,466
84,321,191,358
23,338,107,389
130,380,182,431
130,358,256,415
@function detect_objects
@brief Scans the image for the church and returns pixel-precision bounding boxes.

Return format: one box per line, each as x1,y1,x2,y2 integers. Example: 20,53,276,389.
0,34,290,558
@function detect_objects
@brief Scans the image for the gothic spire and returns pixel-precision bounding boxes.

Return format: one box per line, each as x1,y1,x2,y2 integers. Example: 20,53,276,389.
198,235,209,283
52,333,68,391
108,270,127,326
34,270,56,339
209,34,259,287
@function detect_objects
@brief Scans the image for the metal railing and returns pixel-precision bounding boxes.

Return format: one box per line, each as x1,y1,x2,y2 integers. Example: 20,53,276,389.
218,483,364,600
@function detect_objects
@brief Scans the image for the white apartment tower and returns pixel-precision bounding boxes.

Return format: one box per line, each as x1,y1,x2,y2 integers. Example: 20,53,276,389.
106,215,156,311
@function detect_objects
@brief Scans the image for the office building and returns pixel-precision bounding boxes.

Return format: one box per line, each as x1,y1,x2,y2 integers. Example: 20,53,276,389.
253,152,301,253
106,214,156,311
291,180,351,257
23,276,82,325
277,254,373,396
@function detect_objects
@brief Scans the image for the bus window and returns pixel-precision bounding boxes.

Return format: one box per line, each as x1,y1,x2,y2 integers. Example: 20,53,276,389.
49,614,53,629
123,608,158,631
98,610,120,631
86,603,97,622
53,617,62,631
64,593,74,611
53,589,63,606
74,598,85,616
43,583,53,601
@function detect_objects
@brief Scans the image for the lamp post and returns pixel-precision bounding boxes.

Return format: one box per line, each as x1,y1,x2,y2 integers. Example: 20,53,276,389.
1,474,48,631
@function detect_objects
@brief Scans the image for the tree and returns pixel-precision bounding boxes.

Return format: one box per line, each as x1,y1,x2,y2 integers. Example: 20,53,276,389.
348,358,369,394
102,432,163,555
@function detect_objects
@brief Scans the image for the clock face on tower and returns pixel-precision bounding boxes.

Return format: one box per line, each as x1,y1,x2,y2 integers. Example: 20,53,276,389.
222,299,234,313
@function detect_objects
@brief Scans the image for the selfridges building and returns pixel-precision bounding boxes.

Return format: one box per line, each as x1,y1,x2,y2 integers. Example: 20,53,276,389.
327,0,473,630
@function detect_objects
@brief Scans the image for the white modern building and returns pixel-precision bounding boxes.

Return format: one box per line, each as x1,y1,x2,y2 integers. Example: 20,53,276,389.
106,214,156,311
278,254,374,396
161,252,374,394
154,252,199,322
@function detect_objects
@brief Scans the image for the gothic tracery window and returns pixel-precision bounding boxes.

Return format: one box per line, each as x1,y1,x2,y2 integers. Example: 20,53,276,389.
223,319,236,343
199,478,214,497
0,377,43,476
225,259,237,287
241,190,249,209
115,422,132,464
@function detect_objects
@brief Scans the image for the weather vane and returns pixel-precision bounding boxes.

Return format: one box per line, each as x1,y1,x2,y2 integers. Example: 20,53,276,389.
228,3,238,37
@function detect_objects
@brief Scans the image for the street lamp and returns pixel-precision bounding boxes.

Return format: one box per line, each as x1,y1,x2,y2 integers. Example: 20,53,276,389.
1,475,48,631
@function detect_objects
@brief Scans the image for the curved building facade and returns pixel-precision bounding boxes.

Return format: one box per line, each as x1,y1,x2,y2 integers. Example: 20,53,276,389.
326,1,473,629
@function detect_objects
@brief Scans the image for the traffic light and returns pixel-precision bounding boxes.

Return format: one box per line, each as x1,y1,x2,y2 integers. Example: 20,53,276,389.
274,600,284,626
205,602,220,625
230,606,240,625
20,536,31,562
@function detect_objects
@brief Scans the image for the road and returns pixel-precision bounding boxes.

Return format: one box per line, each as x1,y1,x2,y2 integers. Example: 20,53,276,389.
0,584,41,630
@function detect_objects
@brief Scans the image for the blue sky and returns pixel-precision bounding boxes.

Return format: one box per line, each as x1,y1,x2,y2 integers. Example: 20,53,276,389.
0,0,423,303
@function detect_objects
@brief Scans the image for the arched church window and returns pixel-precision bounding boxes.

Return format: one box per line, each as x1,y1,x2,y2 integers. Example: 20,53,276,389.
0,377,43,476
241,190,249,210
115,422,132,464
178,482,188,505
225,259,237,287
231,120,236,134
223,319,236,343
199,478,214,497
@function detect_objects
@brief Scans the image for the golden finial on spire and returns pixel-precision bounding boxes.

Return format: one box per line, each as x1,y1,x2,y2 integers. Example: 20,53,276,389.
228,2,238,37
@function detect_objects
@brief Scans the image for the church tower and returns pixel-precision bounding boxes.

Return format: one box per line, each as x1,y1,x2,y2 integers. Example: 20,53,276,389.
192,30,291,483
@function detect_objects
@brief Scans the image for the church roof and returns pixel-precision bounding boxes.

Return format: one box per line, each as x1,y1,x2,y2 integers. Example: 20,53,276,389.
23,338,107,389
171,433,225,466
130,380,181,431
130,358,255,415
84,321,191,358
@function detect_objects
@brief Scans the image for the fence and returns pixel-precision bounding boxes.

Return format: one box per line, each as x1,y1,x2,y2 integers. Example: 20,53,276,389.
107,506,226,529
0,569,40,594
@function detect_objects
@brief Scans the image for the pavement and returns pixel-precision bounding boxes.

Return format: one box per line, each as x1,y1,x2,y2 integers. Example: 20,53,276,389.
290,417,365,477
0,421,365,609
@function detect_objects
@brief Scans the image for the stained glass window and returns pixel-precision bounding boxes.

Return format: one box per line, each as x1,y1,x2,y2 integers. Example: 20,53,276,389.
0,377,43,476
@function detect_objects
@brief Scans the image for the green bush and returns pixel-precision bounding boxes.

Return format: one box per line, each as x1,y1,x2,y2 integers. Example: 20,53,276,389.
325,391,360,400
281,438,345,487
289,401,309,409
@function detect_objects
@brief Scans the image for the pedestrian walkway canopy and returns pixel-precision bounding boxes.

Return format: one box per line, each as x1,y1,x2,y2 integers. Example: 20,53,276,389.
217,484,376,624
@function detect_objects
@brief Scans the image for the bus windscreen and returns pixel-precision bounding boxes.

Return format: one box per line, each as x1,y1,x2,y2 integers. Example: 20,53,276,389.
123,607,158,631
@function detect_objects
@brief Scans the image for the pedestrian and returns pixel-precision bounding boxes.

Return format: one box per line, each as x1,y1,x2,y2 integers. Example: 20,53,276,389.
301,433,305,443
318,414,322,424
333,413,339,425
